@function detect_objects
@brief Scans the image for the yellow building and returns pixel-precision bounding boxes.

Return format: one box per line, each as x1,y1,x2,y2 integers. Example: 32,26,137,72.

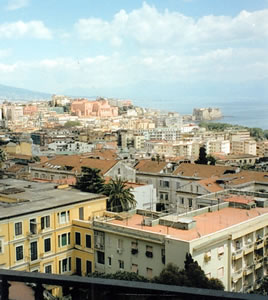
0,179,106,278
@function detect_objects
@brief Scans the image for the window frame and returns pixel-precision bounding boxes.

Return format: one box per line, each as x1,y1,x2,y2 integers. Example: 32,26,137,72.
15,222,23,236
15,245,23,261
85,234,91,248
44,237,51,253
41,215,50,230
75,232,81,246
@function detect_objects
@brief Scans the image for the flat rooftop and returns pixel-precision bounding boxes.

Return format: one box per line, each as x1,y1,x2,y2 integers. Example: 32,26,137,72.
109,205,268,242
0,179,104,220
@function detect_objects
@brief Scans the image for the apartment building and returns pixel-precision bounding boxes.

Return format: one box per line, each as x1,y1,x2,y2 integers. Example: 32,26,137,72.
135,161,238,213
30,155,136,184
0,179,107,278
231,140,257,156
92,194,268,293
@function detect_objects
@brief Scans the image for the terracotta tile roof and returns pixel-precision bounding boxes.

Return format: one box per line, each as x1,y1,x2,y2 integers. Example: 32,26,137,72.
135,159,169,174
7,154,32,160
198,177,223,193
87,149,118,160
110,206,268,241
172,163,237,178
33,155,118,175
223,195,254,204
219,170,268,186
6,164,26,173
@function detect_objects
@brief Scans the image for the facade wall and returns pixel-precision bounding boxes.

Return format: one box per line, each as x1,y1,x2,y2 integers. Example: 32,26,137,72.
0,197,106,277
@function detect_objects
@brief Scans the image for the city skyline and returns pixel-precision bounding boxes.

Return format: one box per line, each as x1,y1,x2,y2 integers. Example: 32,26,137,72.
0,0,267,105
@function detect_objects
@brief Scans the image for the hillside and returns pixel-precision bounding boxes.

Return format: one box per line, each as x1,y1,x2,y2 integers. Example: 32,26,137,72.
0,84,51,101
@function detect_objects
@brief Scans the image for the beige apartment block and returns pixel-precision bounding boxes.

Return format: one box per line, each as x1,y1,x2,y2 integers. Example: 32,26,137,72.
231,140,257,156
92,195,268,293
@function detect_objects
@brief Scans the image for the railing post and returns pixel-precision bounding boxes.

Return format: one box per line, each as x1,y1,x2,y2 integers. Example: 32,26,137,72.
34,283,43,300
0,277,9,300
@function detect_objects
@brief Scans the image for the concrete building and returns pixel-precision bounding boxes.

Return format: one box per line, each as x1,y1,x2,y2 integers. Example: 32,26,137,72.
92,194,268,292
0,179,106,278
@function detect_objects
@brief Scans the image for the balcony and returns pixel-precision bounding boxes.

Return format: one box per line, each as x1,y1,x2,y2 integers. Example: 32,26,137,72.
231,269,243,282
232,249,243,260
243,243,254,255
243,264,254,276
255,239,264,250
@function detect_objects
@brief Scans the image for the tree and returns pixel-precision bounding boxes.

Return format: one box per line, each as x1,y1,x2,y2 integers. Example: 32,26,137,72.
207,155,216,165
76,167,104,194
64,120,81,128
153,254,224,291
89,271,149,282
103,177,136,212
195,147,208,165
255,276,268,295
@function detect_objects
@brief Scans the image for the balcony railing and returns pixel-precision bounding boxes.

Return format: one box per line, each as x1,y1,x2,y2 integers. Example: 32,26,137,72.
232,249,243,260
0,269,267,300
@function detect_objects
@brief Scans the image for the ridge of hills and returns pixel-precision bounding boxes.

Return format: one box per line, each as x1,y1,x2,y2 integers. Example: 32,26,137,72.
0,84,52,101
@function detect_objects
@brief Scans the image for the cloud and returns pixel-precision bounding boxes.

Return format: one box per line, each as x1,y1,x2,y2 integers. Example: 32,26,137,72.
0,21,52,39
74,3,268,48
0,49,11,58
6,0,29,10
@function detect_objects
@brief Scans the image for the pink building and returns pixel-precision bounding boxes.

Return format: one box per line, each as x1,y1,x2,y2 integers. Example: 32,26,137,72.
71,98,118,118
23,105,38,115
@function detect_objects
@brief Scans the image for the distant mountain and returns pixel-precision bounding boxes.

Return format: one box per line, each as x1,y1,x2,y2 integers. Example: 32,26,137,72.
0,84,52,101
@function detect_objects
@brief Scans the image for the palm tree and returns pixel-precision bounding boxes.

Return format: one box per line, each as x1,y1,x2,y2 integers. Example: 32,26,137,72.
76,167,104,194
103,177,136,212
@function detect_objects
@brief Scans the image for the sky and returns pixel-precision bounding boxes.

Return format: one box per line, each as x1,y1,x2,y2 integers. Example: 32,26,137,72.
0,0,268,108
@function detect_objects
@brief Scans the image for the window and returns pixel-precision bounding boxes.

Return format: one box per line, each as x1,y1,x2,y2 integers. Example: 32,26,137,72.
75,232,81,245
79,207,84,220
58,211,70,224
160,180,169,188
86,260,92,274
16,245,23,261
217,267,224,278
108,257,112,266
41,216,50,230
118,168,121,175
58,232,71,247
131,241,138,254
176,182,180,189
29,218,37,234
0,240,3,254
30,241,38,261
45,264,52,274
97,251,105,264
117,239,123,250
146,268,153,279
131,264,138,273
34,173,39,178
188,198,192,208
118,260,124,269
59,257,71,274
86,235,91,248
218,246,224,257
146,246,153,258
76,257,82,275
15,222,22,236
44,238,51,252
181,197,184,205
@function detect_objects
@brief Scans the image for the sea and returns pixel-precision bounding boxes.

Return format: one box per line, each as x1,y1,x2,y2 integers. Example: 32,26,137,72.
134,98,268,130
